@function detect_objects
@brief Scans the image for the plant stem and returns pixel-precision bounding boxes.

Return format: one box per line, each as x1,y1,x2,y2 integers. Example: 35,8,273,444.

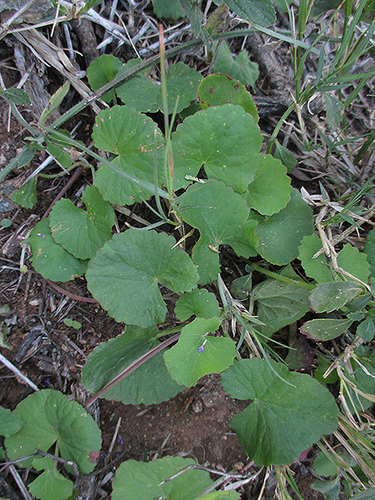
246,261,314,289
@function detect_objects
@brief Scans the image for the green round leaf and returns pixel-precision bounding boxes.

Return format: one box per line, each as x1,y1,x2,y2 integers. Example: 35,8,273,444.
9,177,37,209
87,54,123,103
112,456,212,500
1,218,12,228
116,61,202,114
0,407,21,437
221,358,338,466
172,104,263,192
178,180,256,284
50,186,115,259
175,288,220,321
253,189,314,265
298,234,333,283
28,468,73,500
82,326,185,405
337,244,370,284
164,317,236,387
86,229,199,327
92,105,163,206
4,389,101,474
246,154,292,215
197,74,258,121
28,219,87,282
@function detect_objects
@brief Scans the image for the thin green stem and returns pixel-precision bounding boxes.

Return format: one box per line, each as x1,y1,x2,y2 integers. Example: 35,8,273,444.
247,261,314,289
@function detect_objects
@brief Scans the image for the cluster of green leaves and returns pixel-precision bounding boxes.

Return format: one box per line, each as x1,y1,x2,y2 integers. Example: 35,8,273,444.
4,0,375,497
0,390,101,500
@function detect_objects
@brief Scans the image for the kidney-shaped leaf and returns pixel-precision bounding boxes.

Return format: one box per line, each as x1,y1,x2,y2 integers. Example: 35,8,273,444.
175,288,220,321
197,74,259,121
246,154,292,216
86,229,199,327
82,325,185,405
116,61,202,114
28,219,87,282
0,407,21,437
178,180,257,284
221,358,338,466
253,189,314,265
28,467,73,500
164,317,236,387
50,186,115,259
172,104,262,192
92,105,163,206
4,389,101,474
87,54,123,103
298,233,333,283
112,456,212,500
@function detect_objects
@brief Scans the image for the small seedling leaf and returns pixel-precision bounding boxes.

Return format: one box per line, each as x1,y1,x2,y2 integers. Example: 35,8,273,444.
178,180,257,284
274,141,297,173
46,140,73,170
300,318,353,341
116,61,201,114
252,265,311,337
253,189,314,265
0,88,30,106
246,154,292,215
298,233,333,283
213,41,259,87
112,456,212,500
172,104,262,192
9,177,37,209
324,93,344,130
4,389,101,474
197,74,258,121
309,282,364,313
86,229,199,327
63,318,81,329
164,317,236,387
82,326,185,405
50,186,115,259
0,407,21,437
87,54,123,103
39,80,70,128
92,105,164,206
221,358,338,466
175,288,220,321
28,219,87,282
310,477,341,500
28,468,73,500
